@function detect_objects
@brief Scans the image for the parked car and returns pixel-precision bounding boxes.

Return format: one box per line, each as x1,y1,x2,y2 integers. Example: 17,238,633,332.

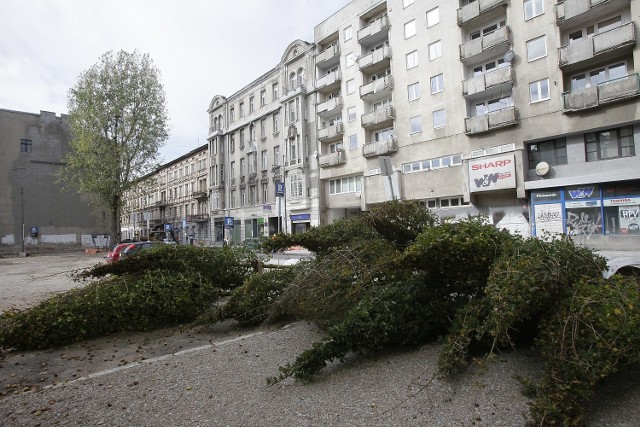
121,241,164,257
105,243,131,264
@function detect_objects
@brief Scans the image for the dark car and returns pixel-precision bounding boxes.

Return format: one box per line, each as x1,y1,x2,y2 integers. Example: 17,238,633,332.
121,241,163,257
105,243,130,264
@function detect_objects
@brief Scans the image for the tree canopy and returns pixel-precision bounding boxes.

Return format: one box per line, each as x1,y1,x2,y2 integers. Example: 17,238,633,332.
60,50,169,241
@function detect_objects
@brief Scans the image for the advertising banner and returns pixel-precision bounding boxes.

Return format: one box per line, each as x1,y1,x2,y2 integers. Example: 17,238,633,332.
619,205,640,234
469,154,516,193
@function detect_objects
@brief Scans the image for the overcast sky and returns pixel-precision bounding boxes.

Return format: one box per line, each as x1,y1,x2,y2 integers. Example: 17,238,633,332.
1,0,352,162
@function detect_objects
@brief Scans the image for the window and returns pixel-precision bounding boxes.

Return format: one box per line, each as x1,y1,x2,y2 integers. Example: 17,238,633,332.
470,21,504,39
407,82,420,101
347,106,356,122
272,83,279,100
273,112,280,133
530,79,550,103
430,74,444,94
345,52,356,68
344,25,352,41
473,58,506,76
329,175,362,195
329,142,343,153
240,158,246,176
288,100,297,123
403,0,414,7
527,138,567,169
428,40,442,60
260,89,266,107
402,154,463,174
260,118,266,138
230,133,236,152
427,7,440,27
249,96,255,112
20,139,32,153
230,161,236,179
404,20,416,39
585,126,635,162
346,79,356,94
524,0,544,20
229,107,235,122
240,128,245,147
262,183,268,203
406,50,418,69
290,174,303,198
527,36,546,61
348,134,358,150
475,96,513,115
261,150,268,170
410,116,422,134
239,102,244,117
374,128,394,142
570,62,627,91
433,109,446,128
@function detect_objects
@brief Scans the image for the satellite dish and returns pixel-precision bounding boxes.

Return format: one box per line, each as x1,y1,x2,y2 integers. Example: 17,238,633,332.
535,161,550,177
503,49,515,63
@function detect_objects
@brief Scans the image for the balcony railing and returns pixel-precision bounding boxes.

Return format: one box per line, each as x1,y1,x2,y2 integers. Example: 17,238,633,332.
318,150,346,168
360,75,393,99
460,26,510,63
317,96,343,117
458,0,508,26
556,0,612,25
357,15,390,45
462,65,513,97
559,23,636,68
188,214,210,222
362,136,398,158
357,45,392,72
208,126,223,138
317,122,344,142
315,69,342,92
562,73,640,112
316,44,340,68
192,190,208,200
361,106,395,129
464,107,518,135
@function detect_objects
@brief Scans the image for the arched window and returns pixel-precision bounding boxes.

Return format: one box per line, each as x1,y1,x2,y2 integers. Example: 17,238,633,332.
290,72,297,90
213,117,218,131
297,68,305,87
218,114,223,129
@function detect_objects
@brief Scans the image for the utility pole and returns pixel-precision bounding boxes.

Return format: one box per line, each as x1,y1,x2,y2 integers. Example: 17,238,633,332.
21,187,25,253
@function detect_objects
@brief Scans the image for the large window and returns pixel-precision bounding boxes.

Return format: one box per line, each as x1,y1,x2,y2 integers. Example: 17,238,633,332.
570,62,627,91
527,36,547,61
403,154,462,174
410,116,422,134
407,82,420,101
290,173,303,198
426,7,439,28
329,175,362,195
524,0,544,20
527,138,567,169
404,19,416,39
428,40,442,60
585,126,635,161
430,74,444,94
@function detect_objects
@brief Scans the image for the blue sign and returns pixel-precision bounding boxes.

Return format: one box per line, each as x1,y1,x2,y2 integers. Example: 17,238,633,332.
164,224,173,232
275,181,285,197
290,214,311,222
224,216,234,228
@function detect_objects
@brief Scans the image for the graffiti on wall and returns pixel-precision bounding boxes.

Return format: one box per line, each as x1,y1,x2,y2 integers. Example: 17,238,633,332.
566,209,602,239
534,203,564,235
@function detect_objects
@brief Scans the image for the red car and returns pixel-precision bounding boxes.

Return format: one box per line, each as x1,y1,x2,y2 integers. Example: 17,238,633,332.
105,243,130,264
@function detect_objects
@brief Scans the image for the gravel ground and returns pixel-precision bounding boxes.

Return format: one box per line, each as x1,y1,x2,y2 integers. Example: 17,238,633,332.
1,253,640,426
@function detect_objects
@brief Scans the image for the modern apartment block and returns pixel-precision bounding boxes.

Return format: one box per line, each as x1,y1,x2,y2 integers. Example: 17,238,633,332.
206,40,320,245
120,144,210,245
311,0,640,250
0,109,110,249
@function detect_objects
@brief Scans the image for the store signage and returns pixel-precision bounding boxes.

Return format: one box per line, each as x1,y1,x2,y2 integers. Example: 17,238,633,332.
224,216,234,228
290,214,311,222
532,191,561,202
567,187,595,199
468,154,516,193
565,200,601,208
604,197,640,206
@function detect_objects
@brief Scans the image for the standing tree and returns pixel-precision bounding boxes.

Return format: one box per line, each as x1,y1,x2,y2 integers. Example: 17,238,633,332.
60,50,169,242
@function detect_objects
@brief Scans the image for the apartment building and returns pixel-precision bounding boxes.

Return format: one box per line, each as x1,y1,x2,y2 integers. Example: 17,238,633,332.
207,40,319,245
312,0,640,250
0,109,109,249
121,144,210,245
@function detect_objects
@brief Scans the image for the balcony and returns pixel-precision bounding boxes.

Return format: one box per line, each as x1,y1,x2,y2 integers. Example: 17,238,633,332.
192,190,208,200
562,73,640,112
317,122,344,143
282,82,308,102
188,214,210,222
558,23,636,70
246,142,257,154
207,126,223,139
316,44,340,69
460,26,510,64
361,106,395,129
318,150,346,168
317,96,343,118
315,69,342,93
464,107,518,135
556,0,623,27
362,136,398,158
357,45,392,73
357,14,390,47
360,75,393,101
462,65,513,98
458,0,508,27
